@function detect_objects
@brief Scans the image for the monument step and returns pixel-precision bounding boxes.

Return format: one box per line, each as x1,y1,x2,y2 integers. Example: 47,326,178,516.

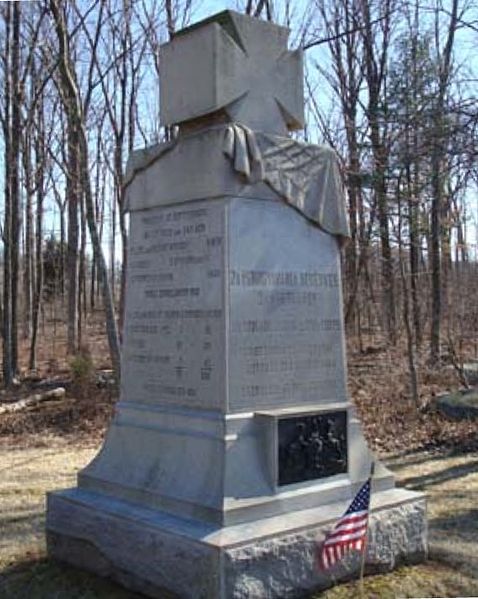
79,470,395,526
47,486,427,599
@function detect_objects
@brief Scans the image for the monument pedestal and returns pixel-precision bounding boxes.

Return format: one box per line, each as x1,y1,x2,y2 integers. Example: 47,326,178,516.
47,195,427,598
48,487,426,599
46,11,427,598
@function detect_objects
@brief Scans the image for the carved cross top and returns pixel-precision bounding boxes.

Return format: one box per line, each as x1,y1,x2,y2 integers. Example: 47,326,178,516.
160,11,304,135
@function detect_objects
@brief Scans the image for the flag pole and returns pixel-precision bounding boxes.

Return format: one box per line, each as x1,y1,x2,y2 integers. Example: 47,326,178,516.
359,462,375,599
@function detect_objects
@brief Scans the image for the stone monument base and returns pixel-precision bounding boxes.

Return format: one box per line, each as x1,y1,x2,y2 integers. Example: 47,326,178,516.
47,487,427,599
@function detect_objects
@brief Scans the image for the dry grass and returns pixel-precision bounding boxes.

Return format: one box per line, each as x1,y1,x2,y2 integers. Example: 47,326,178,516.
0,440,142,598
318,450,478,598
0,442,96,562
391,451,478,585
0,439,477,598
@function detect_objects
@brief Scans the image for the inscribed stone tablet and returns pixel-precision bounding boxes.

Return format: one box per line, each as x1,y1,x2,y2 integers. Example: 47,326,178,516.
122,201,225,410
227,199,347,412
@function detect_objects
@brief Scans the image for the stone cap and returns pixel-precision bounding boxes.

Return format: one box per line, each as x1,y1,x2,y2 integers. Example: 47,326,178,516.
160,10,304,135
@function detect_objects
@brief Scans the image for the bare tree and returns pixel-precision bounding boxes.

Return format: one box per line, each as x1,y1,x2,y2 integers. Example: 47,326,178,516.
313,0,366,332
1,2,14,385
0,2,22,385
48,0,121,376
429,0,459,365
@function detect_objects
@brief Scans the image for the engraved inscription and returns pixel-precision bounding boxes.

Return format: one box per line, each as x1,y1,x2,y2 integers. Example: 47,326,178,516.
229,271,345,408
230,270,339,287
278,411,347,486
122,202,224,409
228,201,346,411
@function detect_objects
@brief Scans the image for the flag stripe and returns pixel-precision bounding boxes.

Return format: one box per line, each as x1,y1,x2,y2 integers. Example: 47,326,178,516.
317,479,372,571
331,515,368,530
324,526,368,545
326,516,368,536
334,510,368,523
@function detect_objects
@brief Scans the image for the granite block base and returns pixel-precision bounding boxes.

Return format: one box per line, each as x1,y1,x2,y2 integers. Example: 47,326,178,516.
46,488,427,599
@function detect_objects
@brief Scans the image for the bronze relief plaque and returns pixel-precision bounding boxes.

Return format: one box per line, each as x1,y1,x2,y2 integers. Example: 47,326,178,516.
278,411,347,486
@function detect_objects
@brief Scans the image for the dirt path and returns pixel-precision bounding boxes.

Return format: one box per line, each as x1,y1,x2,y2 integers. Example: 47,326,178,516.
0,440,477,598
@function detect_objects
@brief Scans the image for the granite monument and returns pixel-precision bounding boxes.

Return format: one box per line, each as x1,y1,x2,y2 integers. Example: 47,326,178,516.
46,11,427,599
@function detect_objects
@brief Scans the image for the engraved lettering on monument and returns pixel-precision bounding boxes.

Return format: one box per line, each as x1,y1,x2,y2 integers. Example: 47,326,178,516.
278,411,347,486
228,200,347,412
121,201,225,410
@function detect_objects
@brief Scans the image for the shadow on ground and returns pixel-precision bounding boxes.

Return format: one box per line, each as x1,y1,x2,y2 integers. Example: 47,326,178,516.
429,506,478,584
431,507,478,536
397,458,478,489
384,430,478,467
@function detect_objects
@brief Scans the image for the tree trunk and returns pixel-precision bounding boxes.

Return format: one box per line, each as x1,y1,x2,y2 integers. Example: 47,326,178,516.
22,132,34,341
49,0,121,377
59,203,66,298
110,191,116,304
397,179,420,408
66,120,79,353
10,1,21,377
429,0,458,365
373,131,395,341
81,133,121,376
78,191,87,348
430,134,443,365
29,104,45,370
359,0,395,343
2,3,13,386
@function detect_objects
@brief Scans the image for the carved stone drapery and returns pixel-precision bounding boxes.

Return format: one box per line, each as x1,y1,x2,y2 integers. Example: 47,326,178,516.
223,123,350,243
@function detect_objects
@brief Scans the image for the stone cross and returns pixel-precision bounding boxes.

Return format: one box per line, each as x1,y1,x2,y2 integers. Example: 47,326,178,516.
160,10,304,135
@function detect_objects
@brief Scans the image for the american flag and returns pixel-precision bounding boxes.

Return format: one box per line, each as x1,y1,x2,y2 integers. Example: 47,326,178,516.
318,478,371,570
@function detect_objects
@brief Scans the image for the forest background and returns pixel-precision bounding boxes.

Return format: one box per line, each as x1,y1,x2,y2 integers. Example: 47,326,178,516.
0,0,477,429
